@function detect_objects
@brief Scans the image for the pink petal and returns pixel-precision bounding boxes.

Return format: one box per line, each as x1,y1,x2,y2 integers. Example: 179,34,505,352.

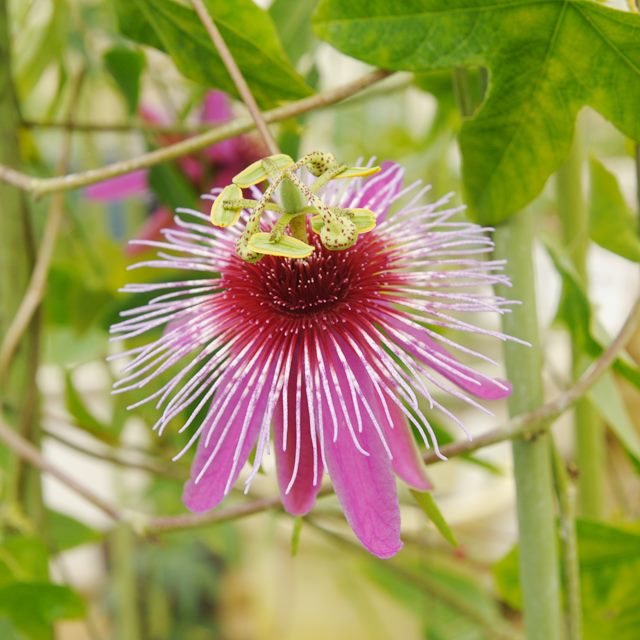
349,161,404,219
383,400,432,490
182,363,272,513
273,365,323,516
126,207,174,257
85,169,149,201
342,346,431,491
178,156,204,183
322,341,402,558
139,104,167,126
385,314,512,400
197,91,238,165
201,91,232,124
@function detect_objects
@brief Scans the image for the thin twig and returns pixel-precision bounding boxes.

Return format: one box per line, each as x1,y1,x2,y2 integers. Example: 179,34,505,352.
0,415,122,521
43,428,186,480
190,0,279,154
0,175,65,374
21,119,213,135
0,69,390,198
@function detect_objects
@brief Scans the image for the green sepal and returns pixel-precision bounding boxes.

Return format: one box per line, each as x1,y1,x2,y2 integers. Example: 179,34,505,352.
311,208,376,234
232,154,294,187
336,166,381,179
248,232,314,258
210,184,243,227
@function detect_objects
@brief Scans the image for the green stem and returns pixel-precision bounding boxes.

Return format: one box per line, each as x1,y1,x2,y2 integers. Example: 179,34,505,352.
111,523,142,640
556,131,606,519
494,210,563,640
551,443,582,640
0,0,43,524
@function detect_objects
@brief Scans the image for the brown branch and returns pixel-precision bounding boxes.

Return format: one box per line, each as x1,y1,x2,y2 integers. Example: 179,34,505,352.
0,71,391,199
189,0,279,154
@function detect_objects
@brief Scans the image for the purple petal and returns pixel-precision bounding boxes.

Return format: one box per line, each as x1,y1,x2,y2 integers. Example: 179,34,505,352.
273,368,323,516
322,342,402,558
182,363,272,512
349,161,404,219
85,169,149,201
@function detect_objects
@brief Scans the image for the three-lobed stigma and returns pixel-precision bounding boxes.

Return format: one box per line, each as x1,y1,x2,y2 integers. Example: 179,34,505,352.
209,152,380,262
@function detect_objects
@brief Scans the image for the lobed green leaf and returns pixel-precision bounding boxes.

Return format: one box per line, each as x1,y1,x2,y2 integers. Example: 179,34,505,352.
314,0,640,224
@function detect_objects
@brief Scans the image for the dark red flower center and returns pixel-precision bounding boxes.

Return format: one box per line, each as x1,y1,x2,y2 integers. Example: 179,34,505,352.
220,232,397,329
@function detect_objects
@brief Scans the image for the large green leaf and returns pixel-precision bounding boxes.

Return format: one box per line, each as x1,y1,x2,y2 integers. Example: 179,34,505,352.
314,0,640,224
589,158,640,262
114,0,311,108
493,520,640,640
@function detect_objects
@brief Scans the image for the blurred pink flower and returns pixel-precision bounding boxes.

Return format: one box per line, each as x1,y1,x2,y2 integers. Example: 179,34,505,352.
112,163,514,558
87,92,265,254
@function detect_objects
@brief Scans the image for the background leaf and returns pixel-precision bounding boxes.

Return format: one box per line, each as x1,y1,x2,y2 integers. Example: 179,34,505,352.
47,510,102,552
589,158,640,262
587,370,640,464
411,490,458,547
493,520,640,640
0,583,85,640
148,162,199,211
269,0,318,66
114,0,311,108
104,45,146,115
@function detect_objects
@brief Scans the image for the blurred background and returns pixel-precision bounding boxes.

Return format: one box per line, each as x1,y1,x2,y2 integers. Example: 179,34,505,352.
2,0,640,639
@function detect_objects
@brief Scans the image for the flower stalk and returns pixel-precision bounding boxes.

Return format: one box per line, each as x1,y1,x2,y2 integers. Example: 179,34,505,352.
556,129,606,519
494,210,563,640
